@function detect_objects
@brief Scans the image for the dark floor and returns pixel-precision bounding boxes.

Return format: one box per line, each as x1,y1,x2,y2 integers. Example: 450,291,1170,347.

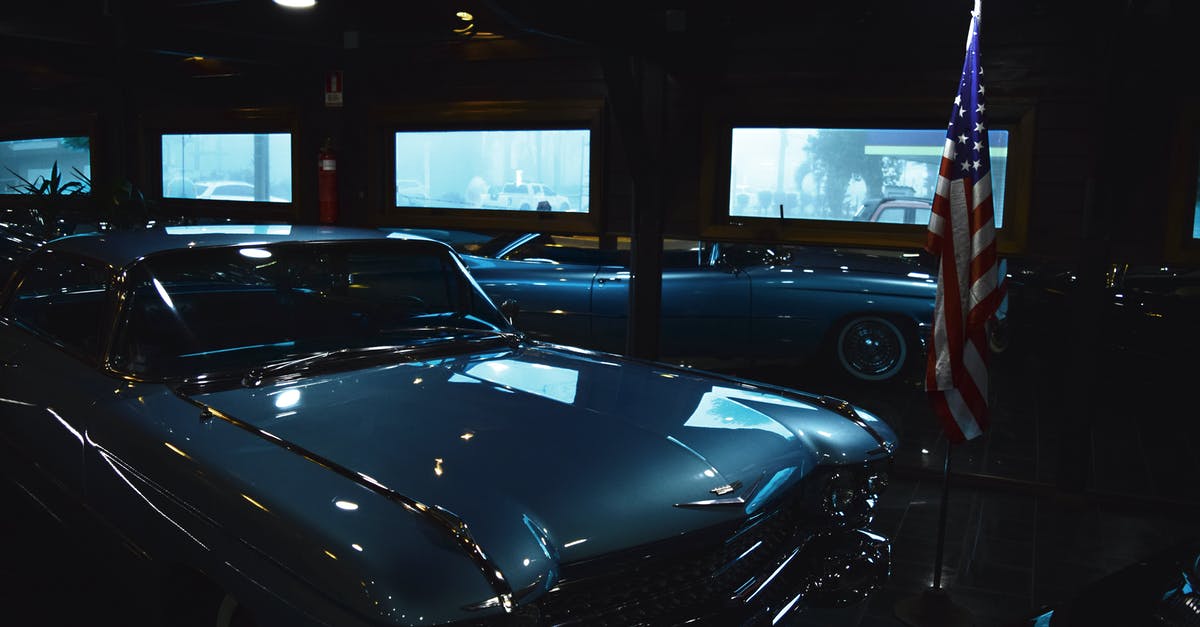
3,327,1197,626
739,326,1200,627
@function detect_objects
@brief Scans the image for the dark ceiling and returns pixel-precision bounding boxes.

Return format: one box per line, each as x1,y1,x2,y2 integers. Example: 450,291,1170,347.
0,1,1084,89
0,1,1188,98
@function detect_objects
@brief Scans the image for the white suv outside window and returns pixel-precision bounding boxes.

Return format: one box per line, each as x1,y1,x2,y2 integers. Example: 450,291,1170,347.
488,182,571,211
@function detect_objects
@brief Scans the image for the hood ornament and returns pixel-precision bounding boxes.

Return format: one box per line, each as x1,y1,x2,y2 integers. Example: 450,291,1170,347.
710,480,742,496
675,480,745,509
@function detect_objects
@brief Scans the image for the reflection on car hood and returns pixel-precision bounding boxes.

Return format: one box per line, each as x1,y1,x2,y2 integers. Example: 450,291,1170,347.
186,344,896,563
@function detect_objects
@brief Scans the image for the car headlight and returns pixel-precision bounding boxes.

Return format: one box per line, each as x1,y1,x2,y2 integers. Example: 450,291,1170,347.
815,461,889,529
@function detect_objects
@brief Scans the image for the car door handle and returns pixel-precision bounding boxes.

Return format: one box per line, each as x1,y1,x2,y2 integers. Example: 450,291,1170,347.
597,277,624,284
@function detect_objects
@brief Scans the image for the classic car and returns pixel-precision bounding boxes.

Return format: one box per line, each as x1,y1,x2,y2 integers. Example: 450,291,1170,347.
0,224,897,626
458,232,938,382
1,217,41,261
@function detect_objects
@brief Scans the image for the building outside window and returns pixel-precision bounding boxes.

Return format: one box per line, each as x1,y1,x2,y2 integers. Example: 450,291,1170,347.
0,136,91,196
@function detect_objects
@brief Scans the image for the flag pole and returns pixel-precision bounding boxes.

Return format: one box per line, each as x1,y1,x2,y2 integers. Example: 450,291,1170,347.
897,1,992,624
932,443,952,590
894,441,974,627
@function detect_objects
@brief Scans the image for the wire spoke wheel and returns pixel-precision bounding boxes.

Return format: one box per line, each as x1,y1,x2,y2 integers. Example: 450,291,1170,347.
836,316,907,381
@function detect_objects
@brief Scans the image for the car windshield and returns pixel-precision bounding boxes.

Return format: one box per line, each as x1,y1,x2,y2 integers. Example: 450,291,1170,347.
110,240,512,379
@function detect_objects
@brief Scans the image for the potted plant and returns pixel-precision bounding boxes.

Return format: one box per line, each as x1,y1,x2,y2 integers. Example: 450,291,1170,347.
4,160,91,238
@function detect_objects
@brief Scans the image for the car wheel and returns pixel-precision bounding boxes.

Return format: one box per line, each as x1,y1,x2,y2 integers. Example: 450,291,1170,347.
835,316,908,381
987,316,1010,354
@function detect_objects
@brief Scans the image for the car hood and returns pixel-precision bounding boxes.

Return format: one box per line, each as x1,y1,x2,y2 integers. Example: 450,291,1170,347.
184,343,895,565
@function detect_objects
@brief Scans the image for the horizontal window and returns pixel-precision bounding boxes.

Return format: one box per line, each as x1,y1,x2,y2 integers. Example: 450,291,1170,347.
1193,161,1200,240
728,127,1009,228
394,129,590,213
0,136,91,196
161,133,292,203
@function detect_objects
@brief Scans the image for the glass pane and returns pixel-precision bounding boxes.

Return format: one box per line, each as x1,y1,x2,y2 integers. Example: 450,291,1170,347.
0,136,91,196
11,253,109,357
1194,161,1200,239
161,133,292,203
394,129,590,213
729,127,1009,228
113,241,509,378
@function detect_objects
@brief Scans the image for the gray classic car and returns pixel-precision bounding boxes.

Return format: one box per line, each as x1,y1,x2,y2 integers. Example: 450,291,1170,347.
0,225,896,626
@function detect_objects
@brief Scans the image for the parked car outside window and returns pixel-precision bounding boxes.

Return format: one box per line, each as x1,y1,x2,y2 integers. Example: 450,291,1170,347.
485,181,573,211
395,179,429,206
194,180,289,203
852,197,933,225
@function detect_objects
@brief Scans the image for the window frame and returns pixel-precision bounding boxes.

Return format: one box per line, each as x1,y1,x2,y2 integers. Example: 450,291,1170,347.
368,99,604,234
0,115,98,220
697,98,1035,255
142,107,300,222
1166,103,1200,262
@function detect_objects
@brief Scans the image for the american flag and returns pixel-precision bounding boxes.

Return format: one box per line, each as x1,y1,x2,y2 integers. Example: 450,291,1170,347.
925,0,1004,443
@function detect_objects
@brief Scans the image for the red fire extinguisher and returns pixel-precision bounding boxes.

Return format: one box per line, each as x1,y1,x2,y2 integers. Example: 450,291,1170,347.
317,138,338,225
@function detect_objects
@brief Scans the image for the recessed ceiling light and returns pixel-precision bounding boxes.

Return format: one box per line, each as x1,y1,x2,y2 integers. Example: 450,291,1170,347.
274,0,316,8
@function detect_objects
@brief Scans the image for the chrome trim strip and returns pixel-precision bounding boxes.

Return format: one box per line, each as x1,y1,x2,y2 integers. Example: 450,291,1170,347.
170,390,517,612
674,496,747,508
711,480,742,496
744,545,802,603
814,395,890,450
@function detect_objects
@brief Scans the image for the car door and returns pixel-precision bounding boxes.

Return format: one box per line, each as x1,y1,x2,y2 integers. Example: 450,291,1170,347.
0,251,116,504
466,233,602,348
591,239,751,363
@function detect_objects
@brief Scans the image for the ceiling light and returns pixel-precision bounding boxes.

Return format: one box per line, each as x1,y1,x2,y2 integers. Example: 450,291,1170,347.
274,0,316,8
456,11,474,21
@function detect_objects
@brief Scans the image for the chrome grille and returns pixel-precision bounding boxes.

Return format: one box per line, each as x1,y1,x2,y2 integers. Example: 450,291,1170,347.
536,479,849,626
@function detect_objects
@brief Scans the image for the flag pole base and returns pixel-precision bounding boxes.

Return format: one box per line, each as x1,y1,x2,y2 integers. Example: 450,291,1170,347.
894,587,974,627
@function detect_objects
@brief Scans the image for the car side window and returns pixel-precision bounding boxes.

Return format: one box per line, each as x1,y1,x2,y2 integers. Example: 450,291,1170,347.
503,235,619,265
876,206,908,224
7,252,112,360
662,239,704,269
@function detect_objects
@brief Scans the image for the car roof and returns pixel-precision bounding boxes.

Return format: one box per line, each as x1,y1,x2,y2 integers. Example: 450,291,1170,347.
196,180,253,186
43,224,405,267
862,196,932,205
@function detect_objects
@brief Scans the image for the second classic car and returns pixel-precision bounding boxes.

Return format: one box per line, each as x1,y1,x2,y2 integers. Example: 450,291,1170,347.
459,232,938,382
0,224,897,626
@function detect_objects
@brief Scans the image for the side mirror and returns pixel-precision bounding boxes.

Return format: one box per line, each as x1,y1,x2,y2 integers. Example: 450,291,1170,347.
500,299,520,325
